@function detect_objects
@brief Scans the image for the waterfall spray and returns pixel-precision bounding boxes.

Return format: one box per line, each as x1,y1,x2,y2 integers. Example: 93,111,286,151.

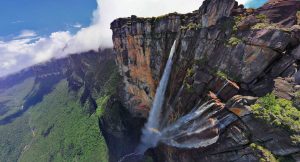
137,40,177,153
127,39,238,159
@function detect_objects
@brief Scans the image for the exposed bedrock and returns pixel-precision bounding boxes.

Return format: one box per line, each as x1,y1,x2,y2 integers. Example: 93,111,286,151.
106,0,300,161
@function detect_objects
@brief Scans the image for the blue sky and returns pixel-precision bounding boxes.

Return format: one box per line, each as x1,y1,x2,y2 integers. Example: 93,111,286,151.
0,0,267,40
246,0,268,8
0,0,97,40
0,0,268,77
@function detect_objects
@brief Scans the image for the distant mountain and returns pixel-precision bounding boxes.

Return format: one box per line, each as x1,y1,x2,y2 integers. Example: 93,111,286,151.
0,49,118,162
2,0,300,162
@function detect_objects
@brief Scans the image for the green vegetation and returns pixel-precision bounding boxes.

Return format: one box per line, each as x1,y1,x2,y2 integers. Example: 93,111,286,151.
251,94,300,144
95,68,120,118
95,96,110,117
250,143,296,162
256,14,267,21
0,80,109,162
233,13,290,32
228,37,242,46
233,15,246,32
0,78,35,120
180,23,201,30
0,113,32,162
291,135,300,145
251,23,279,30
234,15,245,23
216,70,229,80
250,143,278,162
186,68,195,78
215,70,239,81
183,68,195,93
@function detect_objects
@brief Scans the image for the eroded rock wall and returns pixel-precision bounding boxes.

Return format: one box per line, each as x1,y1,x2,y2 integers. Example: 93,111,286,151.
110,0,300,161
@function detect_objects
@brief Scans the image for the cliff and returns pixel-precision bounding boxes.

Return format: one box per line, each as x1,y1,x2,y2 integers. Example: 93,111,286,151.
108,0,300,161
0,49,117,162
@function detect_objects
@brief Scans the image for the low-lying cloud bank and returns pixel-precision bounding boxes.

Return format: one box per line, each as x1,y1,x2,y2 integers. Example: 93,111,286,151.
0,0,254,77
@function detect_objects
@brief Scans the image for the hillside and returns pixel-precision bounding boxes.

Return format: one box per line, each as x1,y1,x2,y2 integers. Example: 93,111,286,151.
0,49,119,162
1,0,300,162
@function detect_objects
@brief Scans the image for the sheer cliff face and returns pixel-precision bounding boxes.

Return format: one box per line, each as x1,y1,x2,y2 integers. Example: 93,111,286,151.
111,0,300,161
111,13,200,117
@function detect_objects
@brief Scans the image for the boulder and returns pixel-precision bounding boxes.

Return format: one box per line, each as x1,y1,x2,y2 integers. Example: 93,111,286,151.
226,95,258,117
237,15,260,30
273,77,295,99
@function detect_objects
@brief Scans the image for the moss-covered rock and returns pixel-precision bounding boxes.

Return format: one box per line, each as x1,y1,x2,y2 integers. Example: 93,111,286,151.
251,93,300,145
250,143,278,162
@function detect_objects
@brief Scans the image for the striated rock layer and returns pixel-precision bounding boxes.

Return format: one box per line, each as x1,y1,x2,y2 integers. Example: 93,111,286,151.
107,0,300,161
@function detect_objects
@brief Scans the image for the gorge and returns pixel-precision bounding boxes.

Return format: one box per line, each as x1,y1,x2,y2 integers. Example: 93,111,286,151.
0,0,300,162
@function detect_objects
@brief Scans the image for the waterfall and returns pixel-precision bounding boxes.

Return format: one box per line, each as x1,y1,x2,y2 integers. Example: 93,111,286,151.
137,40,177,153
131,39,238,157
216,80,229,97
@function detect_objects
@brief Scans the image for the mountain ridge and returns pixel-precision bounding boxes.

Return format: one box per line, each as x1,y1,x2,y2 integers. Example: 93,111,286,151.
1,0,300,162
0,49,118,162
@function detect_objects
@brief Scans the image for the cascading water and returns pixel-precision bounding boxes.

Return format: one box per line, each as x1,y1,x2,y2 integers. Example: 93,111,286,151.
137,40,177,153
118,40,238,162
216,80,229,97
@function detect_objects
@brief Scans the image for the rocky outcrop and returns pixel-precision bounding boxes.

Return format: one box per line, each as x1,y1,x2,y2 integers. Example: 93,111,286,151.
99,96,146,162
110,0,300,161
111,12,200,117
257,0,300,27
199,0,236,27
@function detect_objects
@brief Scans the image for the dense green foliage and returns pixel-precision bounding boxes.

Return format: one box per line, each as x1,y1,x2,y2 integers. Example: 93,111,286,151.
216,70,229,80
180,23,201,30
256,14,267,21
233,15,245,32
0,80,108,162
0,78,35,120
251,94,300,144
0,113,32,162
250,143,296,162
228,37,242,46
250,143,278,162
95,65,120,118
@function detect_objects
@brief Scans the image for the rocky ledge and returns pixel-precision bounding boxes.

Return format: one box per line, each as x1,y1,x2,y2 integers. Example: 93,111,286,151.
106,0,300,161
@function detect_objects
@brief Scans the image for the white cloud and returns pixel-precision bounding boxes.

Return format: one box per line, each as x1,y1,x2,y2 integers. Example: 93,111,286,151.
55,0,251,53
0,32,72,76
73,23,82,28
1,60,17,69
0,0,253,77
238,0,253,5
11,20,24,24
14,30,37,39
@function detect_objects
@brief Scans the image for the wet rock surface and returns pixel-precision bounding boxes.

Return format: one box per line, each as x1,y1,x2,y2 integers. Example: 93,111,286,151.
108,0,300,161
